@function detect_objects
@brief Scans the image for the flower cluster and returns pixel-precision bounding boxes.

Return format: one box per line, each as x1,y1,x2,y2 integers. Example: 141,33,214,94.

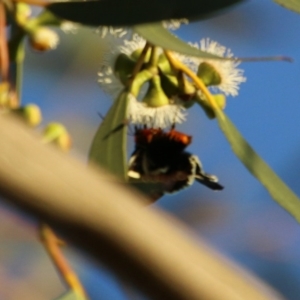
94,22,248,197
98,25,246,129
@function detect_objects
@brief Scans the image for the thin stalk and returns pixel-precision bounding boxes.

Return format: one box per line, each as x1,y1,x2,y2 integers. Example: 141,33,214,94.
39,223,88,299
14,42,24,100
9,23,25,103
129,42,150,82
149,46,158,67
234,56,293,63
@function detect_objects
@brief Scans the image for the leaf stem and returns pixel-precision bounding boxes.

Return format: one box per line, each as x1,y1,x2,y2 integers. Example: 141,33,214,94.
39,223,88,299
149,46,158,67
234,56,293,63
129,42,150,82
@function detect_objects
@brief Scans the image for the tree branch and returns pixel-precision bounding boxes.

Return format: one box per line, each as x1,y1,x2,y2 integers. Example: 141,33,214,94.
0,115,284,300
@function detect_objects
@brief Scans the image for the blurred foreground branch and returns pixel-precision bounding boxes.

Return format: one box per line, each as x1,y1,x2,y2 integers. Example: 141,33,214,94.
0,115,284,300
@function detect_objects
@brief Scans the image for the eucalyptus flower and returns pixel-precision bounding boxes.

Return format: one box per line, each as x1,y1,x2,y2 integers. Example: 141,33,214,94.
98,33,189,128
98,34,147,97
29,27,59,51
127,94,186,128
189,38,246,97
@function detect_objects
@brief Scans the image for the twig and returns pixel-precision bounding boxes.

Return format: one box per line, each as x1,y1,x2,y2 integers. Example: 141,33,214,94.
39,223,87,299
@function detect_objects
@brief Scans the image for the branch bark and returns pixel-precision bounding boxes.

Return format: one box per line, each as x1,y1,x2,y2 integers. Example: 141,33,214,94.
0,115,284,300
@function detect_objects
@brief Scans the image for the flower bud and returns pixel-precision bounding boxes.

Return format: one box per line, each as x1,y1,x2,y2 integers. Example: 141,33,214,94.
160,73,179,98
130,69,154,97
164,73,195,108
142,75,169,107
177,72,196,96
29,27,59,52
14,104,42,127
197,62,221,86
158,53,173,74
114,53,136,85
7,90,19,109
130,48,151,63
16,3,31,24
196,93,226,119
0,82,10,107
0,82,19,109
42,123,72,152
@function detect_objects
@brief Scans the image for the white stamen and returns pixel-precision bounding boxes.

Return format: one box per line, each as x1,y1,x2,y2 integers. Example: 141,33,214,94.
163,19,189,30
60,22,77,34
96,26,128,38
189,38,246,97
127,94,186,128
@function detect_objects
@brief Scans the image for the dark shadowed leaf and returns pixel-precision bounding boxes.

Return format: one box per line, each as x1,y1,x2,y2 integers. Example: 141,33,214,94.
129,179,165,203
55,290,84,300
47,0,244,26
134,23,222,59
215,109,300,223
88,91,129,180
274,0,300,14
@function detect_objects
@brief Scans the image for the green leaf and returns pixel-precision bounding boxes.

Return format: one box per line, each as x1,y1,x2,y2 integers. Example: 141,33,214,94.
274,0,300,14
134,23,223,59
47,0,244,26
88,91,129,180
55,290,84,300
215,109,300,222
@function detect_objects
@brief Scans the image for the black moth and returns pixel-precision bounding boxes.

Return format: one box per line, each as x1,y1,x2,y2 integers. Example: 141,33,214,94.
128,127,223,195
